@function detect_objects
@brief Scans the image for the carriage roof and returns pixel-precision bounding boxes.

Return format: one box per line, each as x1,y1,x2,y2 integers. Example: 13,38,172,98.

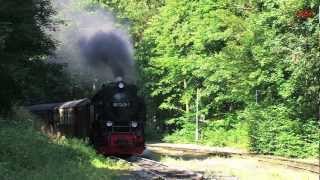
28,98,90,112
27,102,63,112
58,98,90,109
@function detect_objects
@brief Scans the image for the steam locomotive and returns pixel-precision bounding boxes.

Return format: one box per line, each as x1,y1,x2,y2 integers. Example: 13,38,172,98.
28,78,146,156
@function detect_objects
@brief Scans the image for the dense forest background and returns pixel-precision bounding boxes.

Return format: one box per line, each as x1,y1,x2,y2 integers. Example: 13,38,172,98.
0,0,319,158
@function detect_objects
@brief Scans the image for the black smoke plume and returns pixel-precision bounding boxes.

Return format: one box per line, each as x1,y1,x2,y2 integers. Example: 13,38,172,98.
79,31,133,78
51,0,136,84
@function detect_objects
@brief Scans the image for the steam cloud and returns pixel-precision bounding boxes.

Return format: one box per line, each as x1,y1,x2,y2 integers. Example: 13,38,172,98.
51,0,136,84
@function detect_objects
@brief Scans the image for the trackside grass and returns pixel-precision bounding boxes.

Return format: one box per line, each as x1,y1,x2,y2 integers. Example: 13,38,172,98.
0,118,130,180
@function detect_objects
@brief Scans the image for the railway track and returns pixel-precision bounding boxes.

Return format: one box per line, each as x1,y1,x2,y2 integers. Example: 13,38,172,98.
255,155,319,174
147,144,320,175
112,156,203,179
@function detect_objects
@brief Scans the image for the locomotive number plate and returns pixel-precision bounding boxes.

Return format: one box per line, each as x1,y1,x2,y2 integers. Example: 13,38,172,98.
112,102,130,107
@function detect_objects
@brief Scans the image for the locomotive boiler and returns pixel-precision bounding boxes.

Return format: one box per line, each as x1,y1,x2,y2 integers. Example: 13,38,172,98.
28,77,146,156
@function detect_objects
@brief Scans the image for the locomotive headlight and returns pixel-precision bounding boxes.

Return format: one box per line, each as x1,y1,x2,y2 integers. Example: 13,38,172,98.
106,121,113,127
131,121,138,128
118,82,124,89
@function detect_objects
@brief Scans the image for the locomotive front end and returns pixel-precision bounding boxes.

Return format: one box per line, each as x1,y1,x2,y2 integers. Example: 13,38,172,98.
90,77,146,156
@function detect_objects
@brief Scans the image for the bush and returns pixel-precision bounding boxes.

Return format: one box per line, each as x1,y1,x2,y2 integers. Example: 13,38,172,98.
243,105,319,157
163,123,196,143
163,114,249,149
202,121,249,149
0,118,129,180
144,118,164,141
163,105,318,158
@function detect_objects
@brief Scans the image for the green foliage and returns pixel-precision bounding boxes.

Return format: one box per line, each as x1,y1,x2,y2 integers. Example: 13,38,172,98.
97,0,320,157
0,0,65,114
243,105,319,157
202,116,249,148
0,0,97,114
164,123,196,144
0,118,128,180
164,114,249,149
93,0,164,43
0,0,319,159
0,67,20,115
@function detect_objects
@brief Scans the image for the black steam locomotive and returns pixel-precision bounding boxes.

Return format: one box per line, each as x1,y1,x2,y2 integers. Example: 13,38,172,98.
28,78,146,156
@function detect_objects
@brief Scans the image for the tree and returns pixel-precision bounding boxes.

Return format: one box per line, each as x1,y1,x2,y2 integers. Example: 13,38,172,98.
0,0,56,114
59,0,320,156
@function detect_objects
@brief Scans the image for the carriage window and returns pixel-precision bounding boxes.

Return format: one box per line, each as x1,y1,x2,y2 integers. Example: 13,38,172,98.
68,110,73,124
59,109,73,125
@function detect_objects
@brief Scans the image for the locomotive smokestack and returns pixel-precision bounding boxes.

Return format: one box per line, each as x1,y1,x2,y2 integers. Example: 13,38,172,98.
115,76,123,82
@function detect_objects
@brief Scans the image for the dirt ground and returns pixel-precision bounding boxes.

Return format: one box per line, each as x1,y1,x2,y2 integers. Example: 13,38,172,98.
144,147,319,180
